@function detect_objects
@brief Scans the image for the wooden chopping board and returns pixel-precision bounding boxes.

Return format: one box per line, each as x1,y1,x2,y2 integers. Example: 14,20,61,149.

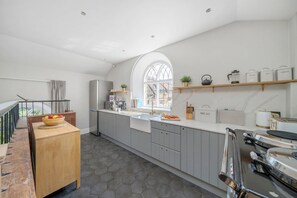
161,117,181,121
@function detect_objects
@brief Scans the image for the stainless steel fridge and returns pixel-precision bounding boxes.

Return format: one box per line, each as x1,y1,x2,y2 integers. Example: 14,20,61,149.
89,80,113,136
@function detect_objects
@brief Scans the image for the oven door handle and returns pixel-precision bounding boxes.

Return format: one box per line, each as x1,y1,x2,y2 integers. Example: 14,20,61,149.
218,128,241,192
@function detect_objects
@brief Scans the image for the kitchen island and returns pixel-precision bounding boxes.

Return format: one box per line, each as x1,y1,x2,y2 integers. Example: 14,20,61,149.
32,122,80,198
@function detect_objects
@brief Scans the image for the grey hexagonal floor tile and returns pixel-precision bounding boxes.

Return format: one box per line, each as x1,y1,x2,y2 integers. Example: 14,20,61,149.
46,134,220,198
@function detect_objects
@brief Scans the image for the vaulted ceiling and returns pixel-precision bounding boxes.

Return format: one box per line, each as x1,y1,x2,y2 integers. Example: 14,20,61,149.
0,0,296,75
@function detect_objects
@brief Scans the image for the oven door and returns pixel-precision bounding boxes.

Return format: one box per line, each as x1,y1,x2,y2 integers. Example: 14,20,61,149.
219,128,243,198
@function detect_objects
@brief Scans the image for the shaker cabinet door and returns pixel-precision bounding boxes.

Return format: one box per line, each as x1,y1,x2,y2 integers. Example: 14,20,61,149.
116,115,131,146
180,127,227,191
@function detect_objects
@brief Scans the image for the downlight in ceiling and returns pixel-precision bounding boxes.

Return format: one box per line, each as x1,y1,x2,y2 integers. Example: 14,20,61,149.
206,8,211,13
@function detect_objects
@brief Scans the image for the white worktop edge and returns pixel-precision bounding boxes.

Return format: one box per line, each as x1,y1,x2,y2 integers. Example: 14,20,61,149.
99,109,260,134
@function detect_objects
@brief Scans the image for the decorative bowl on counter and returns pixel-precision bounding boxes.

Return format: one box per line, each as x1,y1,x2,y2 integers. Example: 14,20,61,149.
42,115,65,126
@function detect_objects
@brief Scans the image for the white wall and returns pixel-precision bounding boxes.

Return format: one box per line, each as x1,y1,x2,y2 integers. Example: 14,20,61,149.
288,14,297,118
107,21,294,126
0,61,103,132
290,14,297,74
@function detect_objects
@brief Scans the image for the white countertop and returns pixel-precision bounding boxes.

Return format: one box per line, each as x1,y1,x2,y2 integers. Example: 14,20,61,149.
99,109,144,117
150,117,259,135
99,109,260,134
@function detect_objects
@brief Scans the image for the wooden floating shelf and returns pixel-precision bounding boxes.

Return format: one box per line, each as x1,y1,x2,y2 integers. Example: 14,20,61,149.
110,90,129,94
173,79,297,93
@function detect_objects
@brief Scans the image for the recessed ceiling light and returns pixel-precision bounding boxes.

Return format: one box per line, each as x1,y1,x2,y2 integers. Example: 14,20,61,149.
151,35,155,38
81,11,86,16
122,49,126,52
206,8,211,13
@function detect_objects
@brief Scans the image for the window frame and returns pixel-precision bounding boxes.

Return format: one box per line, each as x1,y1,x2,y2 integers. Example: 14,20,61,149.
142,61,173,109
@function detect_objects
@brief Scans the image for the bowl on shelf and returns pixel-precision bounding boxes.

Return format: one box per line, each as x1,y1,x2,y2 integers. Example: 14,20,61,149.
42,115,65,126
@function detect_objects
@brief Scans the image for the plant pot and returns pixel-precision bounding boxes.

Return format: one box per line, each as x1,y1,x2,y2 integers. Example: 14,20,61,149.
122,88,126,92
182,82,189,87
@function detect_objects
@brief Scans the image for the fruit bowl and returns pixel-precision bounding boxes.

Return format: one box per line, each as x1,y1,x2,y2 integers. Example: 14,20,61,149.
42,115,65,126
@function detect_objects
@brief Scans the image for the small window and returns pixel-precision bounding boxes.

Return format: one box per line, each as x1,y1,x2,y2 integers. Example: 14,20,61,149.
143,62,173,109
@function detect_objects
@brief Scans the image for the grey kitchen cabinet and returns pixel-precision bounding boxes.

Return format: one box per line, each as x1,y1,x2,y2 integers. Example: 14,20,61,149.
151,121,181,134
181,127,226,191
151,121,181,169
151,128,180,152
152,143,181,169
98,111,116,138
115,114,131,146
131,128,151,156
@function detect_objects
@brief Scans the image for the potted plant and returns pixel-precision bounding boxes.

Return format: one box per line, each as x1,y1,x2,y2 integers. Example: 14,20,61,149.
180,76,192,87
121,84,128,91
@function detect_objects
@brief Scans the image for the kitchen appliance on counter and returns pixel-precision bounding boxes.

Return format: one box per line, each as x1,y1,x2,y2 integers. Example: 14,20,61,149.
104,101,113,110
201,74,213,85
270,117,297,133
260,67,274,82
219,128,297,197
218,109,245,126
116,100,126,110
276,65,293,81
256,111,272,128
89,80,113,136
227,70,240,84
246,69,259,82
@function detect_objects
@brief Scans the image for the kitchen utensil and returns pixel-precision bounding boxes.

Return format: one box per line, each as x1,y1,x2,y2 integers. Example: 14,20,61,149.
270,117,297,133
186,102,194,120
218,109,244,125
260,67,274,82
276,65,293,81
246,69,259,82
227,70,240,84
256,111,272,128
196,105,217,123
201,74,213,85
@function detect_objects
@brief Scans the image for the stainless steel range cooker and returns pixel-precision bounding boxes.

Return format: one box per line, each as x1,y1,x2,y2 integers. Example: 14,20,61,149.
219,128,297,198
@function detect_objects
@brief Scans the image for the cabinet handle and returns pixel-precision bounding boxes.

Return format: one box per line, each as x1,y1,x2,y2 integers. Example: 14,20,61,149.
165,149,168,151
161,147,163,150
161,131,163,134
166,133,168,135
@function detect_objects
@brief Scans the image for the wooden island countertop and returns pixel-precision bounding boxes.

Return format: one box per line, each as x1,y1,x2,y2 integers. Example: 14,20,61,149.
32,122,80,140
32,121,81,198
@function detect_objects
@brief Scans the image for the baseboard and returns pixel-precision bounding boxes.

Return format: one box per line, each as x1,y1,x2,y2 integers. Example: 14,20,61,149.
101,134,226,198
80,128,90,135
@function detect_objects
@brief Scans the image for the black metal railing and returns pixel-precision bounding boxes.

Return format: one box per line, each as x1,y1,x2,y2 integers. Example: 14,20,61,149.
18,99,71,117
0,99,71,144
0,101,19,144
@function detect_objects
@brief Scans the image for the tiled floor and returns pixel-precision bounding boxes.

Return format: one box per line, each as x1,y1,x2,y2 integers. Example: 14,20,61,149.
47,134,220,198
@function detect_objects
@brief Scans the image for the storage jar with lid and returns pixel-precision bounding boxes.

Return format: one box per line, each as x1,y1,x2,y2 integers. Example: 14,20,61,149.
260,67,274,82
276,65,293,81
246,69,259,82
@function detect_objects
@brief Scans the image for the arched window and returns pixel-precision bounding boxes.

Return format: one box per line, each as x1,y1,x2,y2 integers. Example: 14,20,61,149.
143,62,173,109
